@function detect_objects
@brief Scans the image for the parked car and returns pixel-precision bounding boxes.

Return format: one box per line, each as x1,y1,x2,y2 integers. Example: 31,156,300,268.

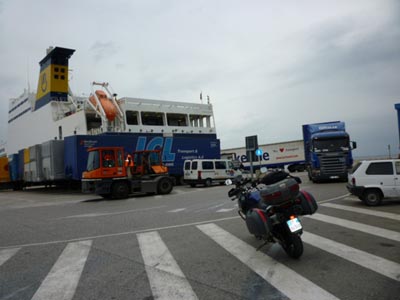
347,159,400,206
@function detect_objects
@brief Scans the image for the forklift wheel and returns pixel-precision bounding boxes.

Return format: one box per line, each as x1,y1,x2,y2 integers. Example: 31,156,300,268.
157,177,173,195
112,182,130,199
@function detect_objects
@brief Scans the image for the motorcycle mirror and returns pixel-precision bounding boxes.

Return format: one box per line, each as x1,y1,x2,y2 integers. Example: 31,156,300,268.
225,179,233,185
260,167,268,174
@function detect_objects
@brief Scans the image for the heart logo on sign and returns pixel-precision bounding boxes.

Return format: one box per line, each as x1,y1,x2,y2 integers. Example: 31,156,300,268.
279,148,285,152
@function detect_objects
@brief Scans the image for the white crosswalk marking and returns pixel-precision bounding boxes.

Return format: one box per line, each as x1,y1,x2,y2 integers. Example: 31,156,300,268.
197,223,340,300
137,231,198,300
0,248,20,266
321,203,400,221
31,240,92,300
302,232,400,281
307,213,400,242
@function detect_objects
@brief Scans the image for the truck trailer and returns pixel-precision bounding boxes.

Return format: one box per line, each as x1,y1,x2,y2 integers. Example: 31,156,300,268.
221,140,306,172
0,133,220,190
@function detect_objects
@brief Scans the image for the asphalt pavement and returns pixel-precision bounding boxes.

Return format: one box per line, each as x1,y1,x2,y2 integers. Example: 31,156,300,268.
0,173,399,300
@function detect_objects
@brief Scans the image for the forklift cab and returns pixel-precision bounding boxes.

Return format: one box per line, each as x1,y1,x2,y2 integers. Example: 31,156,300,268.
131,150,167,176
84,147,125,179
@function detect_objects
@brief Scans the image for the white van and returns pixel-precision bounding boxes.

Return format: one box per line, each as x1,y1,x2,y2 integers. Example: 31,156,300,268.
183,159,243,187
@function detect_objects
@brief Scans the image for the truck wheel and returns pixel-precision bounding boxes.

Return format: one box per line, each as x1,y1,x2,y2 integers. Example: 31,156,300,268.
112,182,130,199
157,177,173,195
204,178,212,187
362,189,382,206
100,193,112,200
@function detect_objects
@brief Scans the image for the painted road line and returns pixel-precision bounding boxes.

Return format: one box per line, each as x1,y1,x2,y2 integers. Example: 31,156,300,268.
0,216,240,250
216,208,236,213
59,205,166,219
137,231,198,300
317,194,350,204
31,240,92,300
307,213,400,242
302,232,400,281
0,248,20,266
168,208,187,213
321,203,400,221
197,223,339,300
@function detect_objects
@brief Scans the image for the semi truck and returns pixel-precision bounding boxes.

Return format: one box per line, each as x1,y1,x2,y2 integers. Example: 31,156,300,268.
221,121,356,182
303,121,356,182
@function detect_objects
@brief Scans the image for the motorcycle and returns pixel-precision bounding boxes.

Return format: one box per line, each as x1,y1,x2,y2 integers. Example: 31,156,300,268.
225,168,318,259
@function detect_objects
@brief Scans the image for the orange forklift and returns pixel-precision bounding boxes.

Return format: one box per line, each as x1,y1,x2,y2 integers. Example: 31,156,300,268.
81,146,173,199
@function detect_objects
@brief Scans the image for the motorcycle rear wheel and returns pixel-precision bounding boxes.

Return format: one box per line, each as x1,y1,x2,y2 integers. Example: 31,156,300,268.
282,234,303,259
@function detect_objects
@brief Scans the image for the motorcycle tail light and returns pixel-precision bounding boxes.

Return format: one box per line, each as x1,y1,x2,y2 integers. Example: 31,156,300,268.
289,184,299,193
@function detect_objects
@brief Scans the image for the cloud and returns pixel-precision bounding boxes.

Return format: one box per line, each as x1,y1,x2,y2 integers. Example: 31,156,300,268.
90,41,118,61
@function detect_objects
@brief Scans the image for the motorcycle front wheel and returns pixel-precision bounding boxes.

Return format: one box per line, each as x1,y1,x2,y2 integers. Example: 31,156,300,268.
282,234,303,259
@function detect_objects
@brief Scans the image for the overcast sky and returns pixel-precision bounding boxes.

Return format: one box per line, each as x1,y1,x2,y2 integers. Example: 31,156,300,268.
1,0,399,157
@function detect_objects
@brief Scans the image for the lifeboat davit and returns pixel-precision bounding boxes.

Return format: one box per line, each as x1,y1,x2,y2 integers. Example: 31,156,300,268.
89,90,118,122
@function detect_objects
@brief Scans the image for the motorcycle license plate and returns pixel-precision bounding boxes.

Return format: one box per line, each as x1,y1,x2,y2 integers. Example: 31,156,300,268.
287,218,302,233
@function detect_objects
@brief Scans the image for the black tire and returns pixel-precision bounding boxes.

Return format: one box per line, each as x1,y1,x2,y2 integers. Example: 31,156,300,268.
204,178,212,187
176,176,185,186
99,193,112,199
362,189,382,206
282,234,303,259
157,177,173,195
111,181,130,199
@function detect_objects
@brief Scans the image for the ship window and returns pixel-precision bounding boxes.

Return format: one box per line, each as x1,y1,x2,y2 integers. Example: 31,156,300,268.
190,114,213,128
167,113,188,126
141,112,164,126
61,75,65,80
54,75,59,79
55,67,59,72
61,68,65,73
126,110,139,125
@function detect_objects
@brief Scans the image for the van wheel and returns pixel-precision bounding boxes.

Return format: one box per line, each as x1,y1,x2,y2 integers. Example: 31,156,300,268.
362,189,382,206
204,178,212,187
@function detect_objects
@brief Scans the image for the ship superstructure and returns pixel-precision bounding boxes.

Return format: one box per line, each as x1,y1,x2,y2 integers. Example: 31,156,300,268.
6,47,216,155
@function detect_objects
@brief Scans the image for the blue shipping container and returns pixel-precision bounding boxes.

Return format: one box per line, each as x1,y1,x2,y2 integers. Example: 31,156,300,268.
64,133,220,180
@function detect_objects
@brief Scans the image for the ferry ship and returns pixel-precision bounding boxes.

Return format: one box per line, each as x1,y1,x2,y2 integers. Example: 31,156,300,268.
2,47,221,186
7,46,216,155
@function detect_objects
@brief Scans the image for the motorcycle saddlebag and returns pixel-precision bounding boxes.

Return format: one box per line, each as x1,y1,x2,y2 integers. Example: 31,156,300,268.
245,208,272,237
259,178,300,205
296,190,318,215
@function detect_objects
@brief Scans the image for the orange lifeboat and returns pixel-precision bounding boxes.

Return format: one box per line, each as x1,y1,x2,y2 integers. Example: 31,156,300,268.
89,90,118,122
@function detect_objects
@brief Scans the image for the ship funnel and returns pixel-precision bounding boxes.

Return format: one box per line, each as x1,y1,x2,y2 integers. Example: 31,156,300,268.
35,47,75,110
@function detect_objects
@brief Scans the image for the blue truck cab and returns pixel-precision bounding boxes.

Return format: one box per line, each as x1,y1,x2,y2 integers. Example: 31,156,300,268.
302,121,356,182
